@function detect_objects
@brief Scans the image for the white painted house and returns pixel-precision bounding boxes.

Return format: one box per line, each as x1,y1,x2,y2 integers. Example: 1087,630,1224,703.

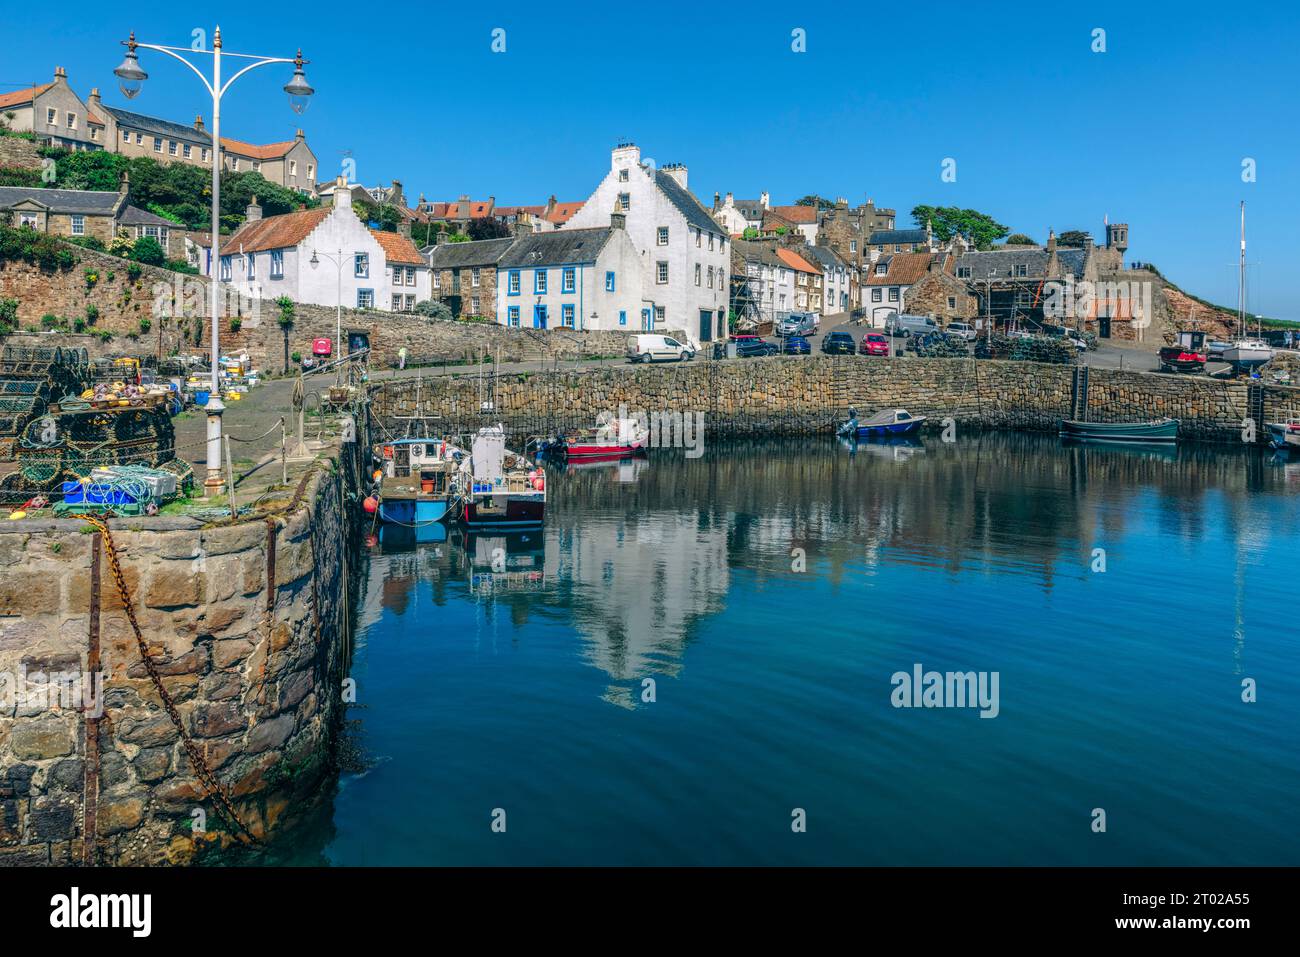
562,144,730,343
804,245,855,314
208,181,429,312
732,238,797,326
495,216,645,332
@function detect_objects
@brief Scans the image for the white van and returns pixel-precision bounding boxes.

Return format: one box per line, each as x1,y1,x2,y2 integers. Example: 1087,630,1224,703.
626,334,695,363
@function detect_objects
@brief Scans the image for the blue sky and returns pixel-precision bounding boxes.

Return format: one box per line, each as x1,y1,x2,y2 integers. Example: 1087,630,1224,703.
5,1,1298,317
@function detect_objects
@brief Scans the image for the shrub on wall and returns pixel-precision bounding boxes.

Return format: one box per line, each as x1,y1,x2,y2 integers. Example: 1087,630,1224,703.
0,297,17,335
130,236,167,266
0,224,76,271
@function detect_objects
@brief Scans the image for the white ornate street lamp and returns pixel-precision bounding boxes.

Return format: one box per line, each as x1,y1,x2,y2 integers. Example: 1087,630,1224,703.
114,27,313,495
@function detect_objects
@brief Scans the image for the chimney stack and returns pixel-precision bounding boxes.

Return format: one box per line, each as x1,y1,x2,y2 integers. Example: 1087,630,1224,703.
54,66,67,81
295,128,304,141
194,115,205,132
398,219,412,240
245,196,262,222
435,227,449,246
118,169,130,198
760,191,770,209
333,176,352,210
610,198,627,231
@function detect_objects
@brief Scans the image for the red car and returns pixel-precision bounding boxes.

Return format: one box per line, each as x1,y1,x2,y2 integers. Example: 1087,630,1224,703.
860,333,890,356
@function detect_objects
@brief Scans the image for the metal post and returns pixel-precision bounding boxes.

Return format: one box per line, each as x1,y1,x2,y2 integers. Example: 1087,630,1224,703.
223,433,237,520
280,418,287,485
205,30,225,495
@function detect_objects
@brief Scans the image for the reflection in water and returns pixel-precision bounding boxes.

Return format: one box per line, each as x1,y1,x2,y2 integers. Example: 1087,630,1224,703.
281,433,1298,866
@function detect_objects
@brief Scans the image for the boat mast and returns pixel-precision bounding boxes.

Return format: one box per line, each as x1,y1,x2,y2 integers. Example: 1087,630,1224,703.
1238,200,1248,337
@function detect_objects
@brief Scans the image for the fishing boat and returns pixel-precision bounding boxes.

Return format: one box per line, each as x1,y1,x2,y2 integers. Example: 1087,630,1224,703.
453,425,546,527
1060,417,1179,443
836,408,926,438
539,416,650,460
374,437,462,526
1266,417,1300,452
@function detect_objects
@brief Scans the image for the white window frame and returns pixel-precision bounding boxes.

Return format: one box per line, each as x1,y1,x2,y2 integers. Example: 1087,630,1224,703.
70,215,85,236
657,261,669,284
657,227,669,246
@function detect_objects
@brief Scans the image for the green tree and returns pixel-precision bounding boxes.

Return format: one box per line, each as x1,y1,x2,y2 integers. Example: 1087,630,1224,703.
130,235,167,266
1004,233,1036,246
1057,230,1092,248
911,205,1009,250
468,217,511,241
794,195,833,211
276,295,296,373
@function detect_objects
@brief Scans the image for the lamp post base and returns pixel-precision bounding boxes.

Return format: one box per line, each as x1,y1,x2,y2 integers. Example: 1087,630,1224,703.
204,395,226,496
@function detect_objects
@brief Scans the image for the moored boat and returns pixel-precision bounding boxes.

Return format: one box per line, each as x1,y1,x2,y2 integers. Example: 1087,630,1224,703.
1223,338,1274,370
374,437,462,526
1060,417,1179,443
1266,417,1300,452
540,416,650,460
836,407,926,438
453,425,546,527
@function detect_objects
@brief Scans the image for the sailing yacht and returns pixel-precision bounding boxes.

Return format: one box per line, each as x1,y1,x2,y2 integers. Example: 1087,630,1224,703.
1223,202,1275,371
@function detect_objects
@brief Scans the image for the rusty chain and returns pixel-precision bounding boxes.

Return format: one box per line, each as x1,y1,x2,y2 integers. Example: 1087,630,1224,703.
75,514,259,845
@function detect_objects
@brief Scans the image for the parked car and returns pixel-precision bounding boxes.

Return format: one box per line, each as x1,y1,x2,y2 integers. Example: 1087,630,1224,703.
885,314,939,338
821,331,857,355
735,337,779,357
945,321,977,342
776,312,818,337
626,334,694,363
859,333,890,356
782,335,811,355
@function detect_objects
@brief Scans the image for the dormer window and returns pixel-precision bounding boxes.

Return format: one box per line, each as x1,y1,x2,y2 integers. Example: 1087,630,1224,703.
875,263,887,275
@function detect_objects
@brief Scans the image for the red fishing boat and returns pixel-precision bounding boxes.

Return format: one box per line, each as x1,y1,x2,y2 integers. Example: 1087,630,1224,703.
543,417,650,460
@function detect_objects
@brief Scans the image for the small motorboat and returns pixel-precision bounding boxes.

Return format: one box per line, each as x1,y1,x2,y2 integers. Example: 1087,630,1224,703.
1060,417,1179,443
837,408,926,438
374,438,462,526
1266,417,1300,452
539,416,650,460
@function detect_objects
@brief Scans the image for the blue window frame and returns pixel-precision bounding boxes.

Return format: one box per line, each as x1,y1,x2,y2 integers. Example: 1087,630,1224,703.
534,269,547,293
533,304,548,329
562,267,575,292
641,308,652,330
507,306,520,326
357,288,374,309
508,270,520,295
246,254,255,280
270,249,284,279
605,270,615,292
618,310,627,326
354,253,369,278
562,304,575,327
219,256,231,281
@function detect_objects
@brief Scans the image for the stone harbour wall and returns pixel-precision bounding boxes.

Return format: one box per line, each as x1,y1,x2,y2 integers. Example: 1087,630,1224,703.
0,453,362,865
372,355,1300,445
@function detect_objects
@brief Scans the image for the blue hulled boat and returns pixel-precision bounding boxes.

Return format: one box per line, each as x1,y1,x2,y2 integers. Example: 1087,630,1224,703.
837,408,927,438
375,438,463,526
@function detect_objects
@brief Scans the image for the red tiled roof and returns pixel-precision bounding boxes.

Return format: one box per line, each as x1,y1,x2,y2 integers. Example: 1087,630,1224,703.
495,204,547,217
87,112,104,126
220,137,296,160
775,247,819,274
864,252,933,285
0,82,54,110
547,201,584,224
370,229,424,266
225,206,331,254
769,204,817,224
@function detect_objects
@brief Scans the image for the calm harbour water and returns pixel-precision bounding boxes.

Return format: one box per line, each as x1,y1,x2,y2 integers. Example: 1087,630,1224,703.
270,434,1300,866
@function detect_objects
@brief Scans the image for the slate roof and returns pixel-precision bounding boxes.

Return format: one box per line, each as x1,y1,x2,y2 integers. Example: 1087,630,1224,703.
729,199,765,221
802,245,848,271
953,247,1087,281
118,205,176,227
732,238,786,269
869,228,928,246
864,252,933,286
101,106,211,147
653,170,721,235
498,227,614,268
424,237,515,268
0,186,120,214
223,206,331,254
